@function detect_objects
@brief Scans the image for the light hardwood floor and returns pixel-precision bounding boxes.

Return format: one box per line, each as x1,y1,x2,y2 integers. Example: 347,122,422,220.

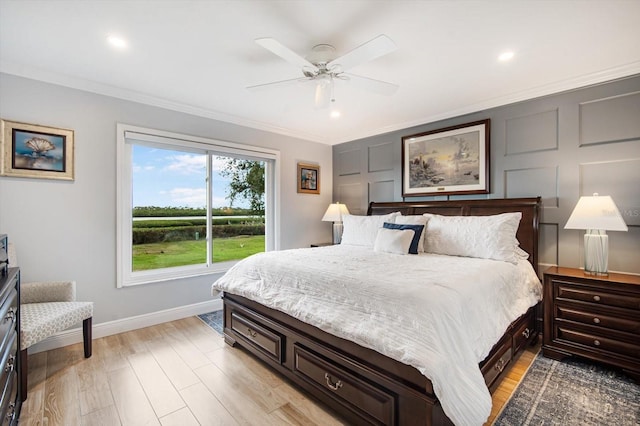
18,316,539,425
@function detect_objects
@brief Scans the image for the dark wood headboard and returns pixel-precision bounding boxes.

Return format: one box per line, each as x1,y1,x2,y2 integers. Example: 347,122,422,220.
368,197,542,270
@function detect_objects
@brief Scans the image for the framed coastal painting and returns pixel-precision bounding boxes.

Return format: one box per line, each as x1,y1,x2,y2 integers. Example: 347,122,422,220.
1,119,75,180
402,119,490,197
297,162,320,194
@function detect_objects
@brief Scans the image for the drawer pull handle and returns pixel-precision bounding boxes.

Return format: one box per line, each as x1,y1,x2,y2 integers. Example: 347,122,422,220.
522,328,531,339
593,317,601,324
593,295,601,302
5,402,15,420
494,358,507,373
246,328,257,338
4,355,14,372
324,373,343,391
594,340,601,346
4,308,15,323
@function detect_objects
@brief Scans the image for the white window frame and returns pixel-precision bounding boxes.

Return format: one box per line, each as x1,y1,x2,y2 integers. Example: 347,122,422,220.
116,123,280,287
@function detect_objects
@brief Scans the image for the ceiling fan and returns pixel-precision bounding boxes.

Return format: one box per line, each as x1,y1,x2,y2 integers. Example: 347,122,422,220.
247,34,399,108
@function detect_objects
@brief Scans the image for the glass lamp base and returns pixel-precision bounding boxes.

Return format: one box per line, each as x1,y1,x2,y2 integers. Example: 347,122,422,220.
332,222,344,244
584,231,608,276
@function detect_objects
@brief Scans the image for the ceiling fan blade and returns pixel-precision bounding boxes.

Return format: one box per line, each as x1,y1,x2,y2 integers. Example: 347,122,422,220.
327,34,396,72
255,38,319,72
246,77,310,91
343,73,399,96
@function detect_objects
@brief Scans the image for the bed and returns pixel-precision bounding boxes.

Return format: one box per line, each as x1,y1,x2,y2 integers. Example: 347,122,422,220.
212,197,542,425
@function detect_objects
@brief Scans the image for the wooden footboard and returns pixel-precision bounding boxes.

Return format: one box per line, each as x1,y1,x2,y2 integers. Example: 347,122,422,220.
223,292,540,426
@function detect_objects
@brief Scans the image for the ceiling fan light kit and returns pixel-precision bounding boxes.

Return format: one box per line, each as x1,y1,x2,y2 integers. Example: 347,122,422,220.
249,34,399,108
314,74,334,109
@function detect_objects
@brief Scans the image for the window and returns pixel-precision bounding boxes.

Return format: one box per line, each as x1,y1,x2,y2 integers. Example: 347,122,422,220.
117,124,279,287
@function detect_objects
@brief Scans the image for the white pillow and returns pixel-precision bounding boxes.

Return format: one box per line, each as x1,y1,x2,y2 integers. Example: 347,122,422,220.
373,228,414,255
515,245,530,260
392,215,429,253
422,212,522,264
341,212,400,247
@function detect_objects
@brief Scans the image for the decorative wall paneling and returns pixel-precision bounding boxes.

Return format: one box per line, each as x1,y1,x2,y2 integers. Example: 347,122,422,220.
367,143,394,173
336,183,364,215
505,109,559,155
579,91,640,146
337,149,361,176
368,180,394,204
332,75,640,274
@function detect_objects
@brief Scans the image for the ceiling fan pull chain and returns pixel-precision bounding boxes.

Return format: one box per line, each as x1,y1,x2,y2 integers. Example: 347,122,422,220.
330,75,336,103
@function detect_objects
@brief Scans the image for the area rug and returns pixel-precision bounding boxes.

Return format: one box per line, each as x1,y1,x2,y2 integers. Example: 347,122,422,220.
494,352,640,425
197,310,223,335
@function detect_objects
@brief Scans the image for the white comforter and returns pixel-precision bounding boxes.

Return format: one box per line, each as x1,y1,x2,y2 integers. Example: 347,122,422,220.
211,245,542,425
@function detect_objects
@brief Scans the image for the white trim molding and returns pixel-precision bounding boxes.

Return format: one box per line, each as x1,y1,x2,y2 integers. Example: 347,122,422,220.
3,60,639,146
27,298,223,354
116,123,280,287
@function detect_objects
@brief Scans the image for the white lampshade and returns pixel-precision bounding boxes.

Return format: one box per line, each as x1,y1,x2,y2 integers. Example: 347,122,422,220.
564,193,628,276
322,202,350,222
564,193,628,231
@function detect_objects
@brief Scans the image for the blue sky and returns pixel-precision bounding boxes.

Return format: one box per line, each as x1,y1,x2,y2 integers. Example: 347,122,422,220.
132,145,248,208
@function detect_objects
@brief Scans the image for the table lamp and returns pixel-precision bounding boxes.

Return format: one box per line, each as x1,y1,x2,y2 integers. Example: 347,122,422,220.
322,202,350,244
564,193,628,275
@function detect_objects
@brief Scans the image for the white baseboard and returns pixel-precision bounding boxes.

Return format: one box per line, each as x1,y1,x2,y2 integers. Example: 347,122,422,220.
28,298,223,354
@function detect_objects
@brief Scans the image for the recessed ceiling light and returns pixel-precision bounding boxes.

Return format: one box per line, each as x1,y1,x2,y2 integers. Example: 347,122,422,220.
498,51,514,62
330,110,341,118
107,35,128,49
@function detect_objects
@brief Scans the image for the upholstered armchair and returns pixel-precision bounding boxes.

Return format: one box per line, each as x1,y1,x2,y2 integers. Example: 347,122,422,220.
7,244,93,400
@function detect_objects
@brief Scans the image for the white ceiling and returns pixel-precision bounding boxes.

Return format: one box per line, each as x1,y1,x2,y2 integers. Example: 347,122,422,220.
1,0,639,145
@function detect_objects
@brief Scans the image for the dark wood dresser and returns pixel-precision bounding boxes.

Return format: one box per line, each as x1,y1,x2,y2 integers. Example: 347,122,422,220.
543,266,640,381
0,235,21,424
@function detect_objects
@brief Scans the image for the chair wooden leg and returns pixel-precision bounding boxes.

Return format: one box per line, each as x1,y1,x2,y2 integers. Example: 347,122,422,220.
20,348,28,401
83,317,92,358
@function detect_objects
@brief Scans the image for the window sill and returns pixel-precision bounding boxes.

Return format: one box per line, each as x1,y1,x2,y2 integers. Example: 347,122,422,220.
118,260,238,287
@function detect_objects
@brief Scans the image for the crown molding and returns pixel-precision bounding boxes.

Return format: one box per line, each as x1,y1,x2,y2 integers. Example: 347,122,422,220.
3,61,639,146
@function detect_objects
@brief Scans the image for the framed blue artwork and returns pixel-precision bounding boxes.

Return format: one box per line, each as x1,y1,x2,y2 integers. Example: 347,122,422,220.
1,119,74,180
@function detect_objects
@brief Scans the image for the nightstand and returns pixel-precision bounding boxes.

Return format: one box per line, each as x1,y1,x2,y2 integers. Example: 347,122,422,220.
310,242,334,248
542,266,640,381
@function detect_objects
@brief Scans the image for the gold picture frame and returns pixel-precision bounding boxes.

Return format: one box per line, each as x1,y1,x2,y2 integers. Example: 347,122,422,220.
402,119,490,197
297,162,320,194
1,119,75,181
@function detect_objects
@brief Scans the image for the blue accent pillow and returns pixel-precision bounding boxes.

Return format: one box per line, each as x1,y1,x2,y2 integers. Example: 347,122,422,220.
383,222,424,254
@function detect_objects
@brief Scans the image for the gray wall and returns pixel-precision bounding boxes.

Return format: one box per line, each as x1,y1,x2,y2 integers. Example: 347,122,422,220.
333,75,640,274
0,73,333,324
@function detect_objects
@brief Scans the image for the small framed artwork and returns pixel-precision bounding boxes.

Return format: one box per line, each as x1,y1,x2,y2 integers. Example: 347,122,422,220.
1,119,74,181
297,162,320,194
402,119,490,197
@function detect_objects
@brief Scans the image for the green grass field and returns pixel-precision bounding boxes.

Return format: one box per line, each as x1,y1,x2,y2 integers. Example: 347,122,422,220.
132,235,265,271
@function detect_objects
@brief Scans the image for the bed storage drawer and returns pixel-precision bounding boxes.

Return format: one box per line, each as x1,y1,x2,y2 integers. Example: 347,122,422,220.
230,311,283,363
481,337,512,389
293,344,396,426
512,308,535,354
